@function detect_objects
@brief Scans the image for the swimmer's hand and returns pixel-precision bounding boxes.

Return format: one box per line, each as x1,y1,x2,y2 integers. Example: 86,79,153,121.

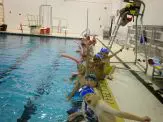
66,95,71,101
64,92,71,101
141,116,151,122
76,50,81,53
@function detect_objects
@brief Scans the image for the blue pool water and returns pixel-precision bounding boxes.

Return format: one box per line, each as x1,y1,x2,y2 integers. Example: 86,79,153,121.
0,35,80,122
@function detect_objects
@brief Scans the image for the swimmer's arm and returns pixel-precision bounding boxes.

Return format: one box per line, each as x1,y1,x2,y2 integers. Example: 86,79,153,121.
67,82,80,101
109,49,122,58
99,101,145,121
115,112,146,121
109,46,124,58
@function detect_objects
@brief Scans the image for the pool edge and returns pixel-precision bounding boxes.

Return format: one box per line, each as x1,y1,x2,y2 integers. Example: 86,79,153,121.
0,31,82,40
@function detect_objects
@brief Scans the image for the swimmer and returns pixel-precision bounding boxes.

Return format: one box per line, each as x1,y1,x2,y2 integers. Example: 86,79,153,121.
67,73,97,101
67,64,86,101
79,86,151,122
91,53,105,81
100,47,124,80
67,101,98,122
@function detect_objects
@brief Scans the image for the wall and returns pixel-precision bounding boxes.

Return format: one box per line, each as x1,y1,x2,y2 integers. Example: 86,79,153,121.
143,0,163,25
110,0,163,41
4,0,162,35
4,0,112,35
111,0,163,25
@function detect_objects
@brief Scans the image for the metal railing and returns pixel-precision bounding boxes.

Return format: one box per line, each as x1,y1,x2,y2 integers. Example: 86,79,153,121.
127,25,163,81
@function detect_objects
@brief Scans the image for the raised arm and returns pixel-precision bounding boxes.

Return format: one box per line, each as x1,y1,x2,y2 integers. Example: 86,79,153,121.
116,112,151,122
109,46,124,58
98,100,151,122
67,81,80,101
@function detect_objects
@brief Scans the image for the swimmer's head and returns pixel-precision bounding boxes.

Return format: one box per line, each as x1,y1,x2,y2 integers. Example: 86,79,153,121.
79,86,94,98
92,39,96,45
81,42,86,46
79,86,100,107
85,74,97,82
100,48,110,54
85,74,97,87
84,93,100,107
86,36,90,40
93,53,103,62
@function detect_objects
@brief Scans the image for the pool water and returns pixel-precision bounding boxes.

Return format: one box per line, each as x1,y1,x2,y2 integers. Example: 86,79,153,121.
0,35,80,122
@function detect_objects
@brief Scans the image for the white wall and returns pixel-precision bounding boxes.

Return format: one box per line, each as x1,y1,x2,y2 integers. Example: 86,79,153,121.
111,0,163,25
109,0,163,41
4,0,41,31
143,0,163,25
4,0,162,35
4,0,113,35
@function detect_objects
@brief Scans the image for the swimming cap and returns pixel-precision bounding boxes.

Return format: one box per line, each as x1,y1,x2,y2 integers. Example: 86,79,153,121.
93,53,103,61
100,48,109,53
85,74,97,82
79,86,94,98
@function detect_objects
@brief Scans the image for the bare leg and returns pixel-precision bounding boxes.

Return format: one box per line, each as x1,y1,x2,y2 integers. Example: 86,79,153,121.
67,81,80,101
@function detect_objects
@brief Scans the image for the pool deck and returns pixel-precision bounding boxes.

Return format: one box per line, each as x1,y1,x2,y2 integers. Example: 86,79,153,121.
95,37,163,122
1,31,163,122
0,31,81,39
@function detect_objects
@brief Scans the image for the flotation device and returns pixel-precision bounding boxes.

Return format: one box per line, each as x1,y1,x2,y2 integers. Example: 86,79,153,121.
61,54,80,64
97,79,125,122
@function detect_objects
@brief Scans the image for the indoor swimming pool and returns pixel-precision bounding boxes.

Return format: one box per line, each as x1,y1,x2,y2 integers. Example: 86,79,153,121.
0,34,80,122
